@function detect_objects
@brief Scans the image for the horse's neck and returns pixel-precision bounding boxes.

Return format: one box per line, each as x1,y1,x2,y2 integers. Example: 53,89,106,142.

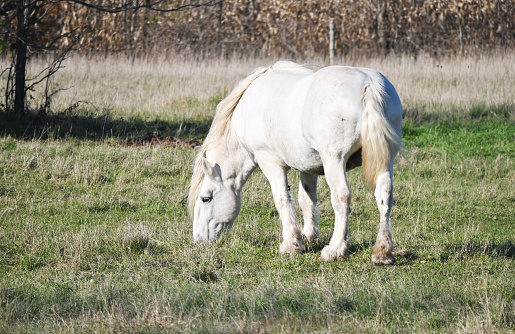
207,134,256,195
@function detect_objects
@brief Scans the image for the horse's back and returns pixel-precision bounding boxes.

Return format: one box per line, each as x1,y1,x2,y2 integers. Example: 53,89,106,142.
232,64,400,173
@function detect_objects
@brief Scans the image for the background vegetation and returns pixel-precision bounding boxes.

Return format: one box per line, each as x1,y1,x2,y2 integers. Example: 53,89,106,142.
0,54,514,332
1,0,513,58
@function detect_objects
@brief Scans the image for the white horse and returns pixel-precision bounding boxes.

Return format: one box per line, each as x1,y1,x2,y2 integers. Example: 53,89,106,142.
188,61,402,265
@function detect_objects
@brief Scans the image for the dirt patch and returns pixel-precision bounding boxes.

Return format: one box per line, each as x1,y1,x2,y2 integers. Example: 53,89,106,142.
119,131,202,149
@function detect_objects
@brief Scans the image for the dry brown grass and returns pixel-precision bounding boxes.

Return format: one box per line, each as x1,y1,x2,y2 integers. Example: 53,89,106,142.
45,56,264,120
2,53,514,123
358,54,515,121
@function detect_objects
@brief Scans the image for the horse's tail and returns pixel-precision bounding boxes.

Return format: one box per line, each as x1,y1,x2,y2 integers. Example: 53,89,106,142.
360,81,401,189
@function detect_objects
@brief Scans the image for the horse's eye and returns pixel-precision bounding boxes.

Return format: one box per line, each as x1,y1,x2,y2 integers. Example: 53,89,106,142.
201,196,212,203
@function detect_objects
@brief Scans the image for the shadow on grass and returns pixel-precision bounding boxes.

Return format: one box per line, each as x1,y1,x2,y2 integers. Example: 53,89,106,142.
2,102,512,142
440,240,515,260
304,237,374,256
394,240,514,266
0,109,212,141
305,239,514,265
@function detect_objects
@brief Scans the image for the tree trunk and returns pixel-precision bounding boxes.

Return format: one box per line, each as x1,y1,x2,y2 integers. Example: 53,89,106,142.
14,0,29,117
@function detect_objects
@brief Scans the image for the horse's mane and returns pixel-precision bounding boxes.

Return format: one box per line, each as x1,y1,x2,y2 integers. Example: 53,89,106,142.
271,60,314,72
188,61,312,217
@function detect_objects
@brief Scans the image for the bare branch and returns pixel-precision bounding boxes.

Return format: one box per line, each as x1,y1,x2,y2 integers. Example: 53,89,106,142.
65,0,223,14
0,0,16,16
34,25,80,52
26,44,73,90
30,2,60,25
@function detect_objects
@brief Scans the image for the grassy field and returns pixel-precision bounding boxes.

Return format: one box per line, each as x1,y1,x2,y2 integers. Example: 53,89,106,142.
0,54,514,333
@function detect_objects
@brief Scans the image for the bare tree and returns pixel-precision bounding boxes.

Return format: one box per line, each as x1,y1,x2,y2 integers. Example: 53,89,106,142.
0,0,222,118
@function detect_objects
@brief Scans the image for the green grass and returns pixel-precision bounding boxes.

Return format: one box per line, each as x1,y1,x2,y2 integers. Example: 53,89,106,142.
0,55,514,332
0,117,513,333
402,120,514,160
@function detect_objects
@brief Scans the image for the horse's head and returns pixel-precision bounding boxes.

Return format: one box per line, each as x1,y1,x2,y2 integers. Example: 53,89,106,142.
192,157,241,242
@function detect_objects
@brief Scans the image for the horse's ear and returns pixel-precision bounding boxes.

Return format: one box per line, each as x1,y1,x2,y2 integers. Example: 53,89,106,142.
202,157,222,182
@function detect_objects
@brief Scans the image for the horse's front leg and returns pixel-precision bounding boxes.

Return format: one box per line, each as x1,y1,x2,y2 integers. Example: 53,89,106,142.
256,153,305,255
299,172,319,243
371,170,396,265
320,157,351,261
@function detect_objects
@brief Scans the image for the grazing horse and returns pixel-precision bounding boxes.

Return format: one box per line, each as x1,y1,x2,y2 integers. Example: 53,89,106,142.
188,61,402,265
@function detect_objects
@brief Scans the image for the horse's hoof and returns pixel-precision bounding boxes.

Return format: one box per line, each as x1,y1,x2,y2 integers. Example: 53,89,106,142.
279,239,306,255
321,245,348,262
371,253,396,266
302,227,320,243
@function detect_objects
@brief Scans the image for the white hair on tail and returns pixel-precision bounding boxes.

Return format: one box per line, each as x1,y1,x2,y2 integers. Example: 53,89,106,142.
360,81,402,189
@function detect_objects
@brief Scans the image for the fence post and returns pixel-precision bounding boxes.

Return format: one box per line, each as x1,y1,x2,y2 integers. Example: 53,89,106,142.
329,17,335,64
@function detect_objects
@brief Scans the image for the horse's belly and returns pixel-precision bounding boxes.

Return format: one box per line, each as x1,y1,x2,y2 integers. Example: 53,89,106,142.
283,146,324,175
302,164,325,175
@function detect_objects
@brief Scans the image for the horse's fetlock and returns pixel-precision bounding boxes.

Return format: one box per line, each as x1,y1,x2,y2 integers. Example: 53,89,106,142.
372,241,395,265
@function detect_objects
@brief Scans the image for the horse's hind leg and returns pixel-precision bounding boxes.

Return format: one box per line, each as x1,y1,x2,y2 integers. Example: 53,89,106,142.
371,169,396,265
320,157,351,261
256,153,305,255
298,172,319,243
